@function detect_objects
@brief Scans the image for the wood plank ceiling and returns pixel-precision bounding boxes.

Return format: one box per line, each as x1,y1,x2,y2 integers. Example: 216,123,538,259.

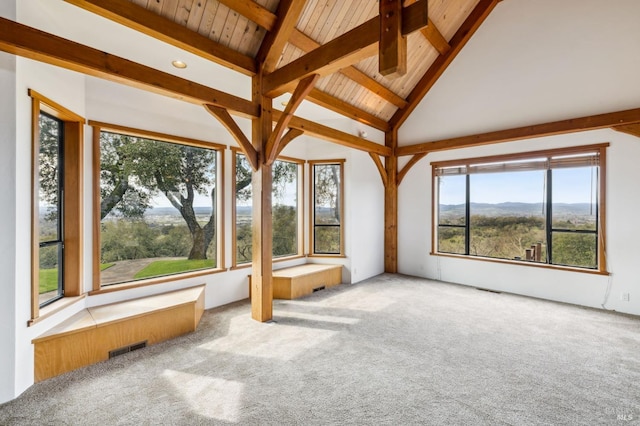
117,0,481,130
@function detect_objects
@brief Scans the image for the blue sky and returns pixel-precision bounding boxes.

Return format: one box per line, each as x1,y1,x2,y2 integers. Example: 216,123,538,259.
439,167,596,205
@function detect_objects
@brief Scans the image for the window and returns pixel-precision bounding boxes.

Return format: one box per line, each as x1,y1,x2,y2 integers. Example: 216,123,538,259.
30,90,84,321
37,112,64,307
310,160,344,255
233,151,252,265
92,122,224,290
232,151,303,266
433,144,607,272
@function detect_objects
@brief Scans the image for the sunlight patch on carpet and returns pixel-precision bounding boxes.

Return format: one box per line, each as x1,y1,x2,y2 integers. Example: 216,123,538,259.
275,310,360,324
162,370,243,422
199,314,337,361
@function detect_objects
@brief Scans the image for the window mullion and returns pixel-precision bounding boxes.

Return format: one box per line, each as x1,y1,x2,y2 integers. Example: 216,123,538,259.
546,168,553,265
464,174,470,256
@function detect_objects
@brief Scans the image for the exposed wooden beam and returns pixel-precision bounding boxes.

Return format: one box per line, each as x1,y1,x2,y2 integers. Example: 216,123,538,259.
404,0,451,55
217,0,276,31
397,153,427,185
307,88,390,132
266,74,319,165
263,0,430,97
390,0,500,129
256,0,306,73
273,128,304,159
274,110,392,157
216,0,406,111
63,0,257,75
250,74,274,323
397,107,640,156
384,130,399,273
613,123,640,138
289,30,407,109
204,105,259,171
379,0,408,77
0,18,259,118
369,153,388,186
422,18,451,55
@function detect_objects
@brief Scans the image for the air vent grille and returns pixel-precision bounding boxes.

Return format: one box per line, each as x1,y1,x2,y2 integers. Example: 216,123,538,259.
108,340,148,359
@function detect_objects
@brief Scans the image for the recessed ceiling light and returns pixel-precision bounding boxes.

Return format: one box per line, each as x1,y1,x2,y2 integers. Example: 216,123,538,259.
172,60,187,69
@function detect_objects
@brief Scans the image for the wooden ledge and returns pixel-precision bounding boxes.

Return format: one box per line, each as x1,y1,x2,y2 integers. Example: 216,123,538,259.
32,285,205,381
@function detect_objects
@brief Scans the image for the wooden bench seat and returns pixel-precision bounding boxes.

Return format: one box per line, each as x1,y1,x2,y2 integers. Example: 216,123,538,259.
272,264,342,299
32,285,205,382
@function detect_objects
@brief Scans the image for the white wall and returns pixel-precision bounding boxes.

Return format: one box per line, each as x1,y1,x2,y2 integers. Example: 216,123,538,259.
0,1,17,404
398,0,640,316
400,0,640,145
398,130,640,316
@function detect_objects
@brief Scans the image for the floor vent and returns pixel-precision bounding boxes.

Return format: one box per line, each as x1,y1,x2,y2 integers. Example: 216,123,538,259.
476,287,502,294
109,341,148,359
313,285,326,292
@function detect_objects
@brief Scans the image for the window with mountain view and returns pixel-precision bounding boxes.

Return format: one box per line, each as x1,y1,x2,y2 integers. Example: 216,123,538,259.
433,144,607,272
96,127,222,287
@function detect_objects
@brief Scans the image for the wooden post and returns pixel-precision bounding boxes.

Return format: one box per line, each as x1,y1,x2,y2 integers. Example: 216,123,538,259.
250,74,273,322
379,0,407,77
384,129,398,272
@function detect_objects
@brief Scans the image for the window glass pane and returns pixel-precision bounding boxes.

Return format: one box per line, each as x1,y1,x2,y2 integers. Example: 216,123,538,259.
314,164,341,226
235,153,253,264
438,175,466,226
38,114,61,243
39,244,62,305
552,167,597,231
469,170,546,261
273,160,298,258
314,226,340,254
552,232,597,269
99,132,217,286
437,226,466,254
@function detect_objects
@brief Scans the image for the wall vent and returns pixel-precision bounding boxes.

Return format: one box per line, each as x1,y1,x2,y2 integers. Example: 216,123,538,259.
313,285,326,292
108,341,148,359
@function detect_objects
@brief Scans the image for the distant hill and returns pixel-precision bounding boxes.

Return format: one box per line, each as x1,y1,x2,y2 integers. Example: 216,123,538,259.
440,202,595,217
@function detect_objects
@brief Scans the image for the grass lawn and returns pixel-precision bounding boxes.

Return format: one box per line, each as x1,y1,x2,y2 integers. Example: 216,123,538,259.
134,259,215,279
39,263,115,294
100,263,115,271
39,269,59,293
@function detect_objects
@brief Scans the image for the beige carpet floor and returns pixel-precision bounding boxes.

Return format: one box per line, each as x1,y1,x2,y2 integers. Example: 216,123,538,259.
1,273,639,425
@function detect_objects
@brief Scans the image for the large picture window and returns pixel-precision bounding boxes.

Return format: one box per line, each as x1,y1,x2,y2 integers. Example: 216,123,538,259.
92,122,223,289
433,144,607,272
30,90,84,322
232,151,302,266
310,160,344,256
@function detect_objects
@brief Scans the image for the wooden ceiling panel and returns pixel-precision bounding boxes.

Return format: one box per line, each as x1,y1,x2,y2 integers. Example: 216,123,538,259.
117,0,488,126
173,0,193,26
193,1,218,36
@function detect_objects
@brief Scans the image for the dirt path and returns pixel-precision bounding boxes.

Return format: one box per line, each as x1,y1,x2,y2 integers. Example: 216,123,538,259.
100,258,165,285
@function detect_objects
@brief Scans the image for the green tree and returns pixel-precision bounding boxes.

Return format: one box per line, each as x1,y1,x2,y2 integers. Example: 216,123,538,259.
100,132,216,260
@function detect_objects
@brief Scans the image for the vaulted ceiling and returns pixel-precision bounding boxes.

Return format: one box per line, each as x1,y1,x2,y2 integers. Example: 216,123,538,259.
62,0,497,132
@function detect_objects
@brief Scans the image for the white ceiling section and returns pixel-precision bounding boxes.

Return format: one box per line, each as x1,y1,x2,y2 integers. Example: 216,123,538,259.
400,0,640,146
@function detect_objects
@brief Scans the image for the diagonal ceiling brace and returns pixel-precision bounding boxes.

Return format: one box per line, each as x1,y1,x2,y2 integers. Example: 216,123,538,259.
272,128,305,161
204,104,259,171
613,124,640,138
397,153,427,185
265,74,319,165
369,153,388,186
